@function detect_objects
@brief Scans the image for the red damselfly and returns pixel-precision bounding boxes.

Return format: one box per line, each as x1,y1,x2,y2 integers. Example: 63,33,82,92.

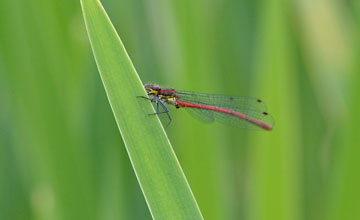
138,84,274,131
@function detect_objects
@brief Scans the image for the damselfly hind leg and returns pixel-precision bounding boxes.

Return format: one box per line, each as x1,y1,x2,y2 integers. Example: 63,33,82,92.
137,95,172,129
153,100,172,129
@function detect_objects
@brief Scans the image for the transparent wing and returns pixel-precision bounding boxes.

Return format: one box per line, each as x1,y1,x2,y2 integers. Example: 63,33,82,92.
212,107,274,130
185,108,215,123
176,91,274,130
176,91,267,112
185,107,274,130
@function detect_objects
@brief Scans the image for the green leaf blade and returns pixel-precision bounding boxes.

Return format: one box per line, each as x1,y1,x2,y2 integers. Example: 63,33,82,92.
80,0,203,219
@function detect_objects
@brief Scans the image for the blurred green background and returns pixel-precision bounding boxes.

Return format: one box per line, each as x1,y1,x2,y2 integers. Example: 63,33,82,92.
1,0,359,219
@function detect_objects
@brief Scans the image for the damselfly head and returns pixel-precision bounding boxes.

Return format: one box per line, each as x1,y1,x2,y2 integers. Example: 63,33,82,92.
144,84,161,95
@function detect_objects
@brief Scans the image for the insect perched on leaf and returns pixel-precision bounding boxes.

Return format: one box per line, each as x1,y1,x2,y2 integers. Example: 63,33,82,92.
138,84,274,131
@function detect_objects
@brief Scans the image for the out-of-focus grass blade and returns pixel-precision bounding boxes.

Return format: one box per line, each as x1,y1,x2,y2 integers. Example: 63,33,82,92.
248,1,301,220
325,31,360,220
80,0,203,219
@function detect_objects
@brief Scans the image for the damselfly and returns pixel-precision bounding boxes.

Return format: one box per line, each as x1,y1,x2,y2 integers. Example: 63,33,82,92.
138,84,274,131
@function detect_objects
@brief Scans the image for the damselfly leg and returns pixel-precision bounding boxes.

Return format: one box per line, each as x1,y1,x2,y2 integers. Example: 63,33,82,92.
137,95,172,128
